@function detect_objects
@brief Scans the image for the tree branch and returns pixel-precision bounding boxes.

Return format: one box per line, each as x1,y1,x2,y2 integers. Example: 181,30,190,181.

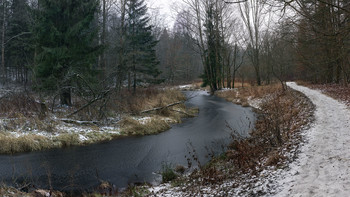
224,0,248,4
67,90,110,118
5,32,31,45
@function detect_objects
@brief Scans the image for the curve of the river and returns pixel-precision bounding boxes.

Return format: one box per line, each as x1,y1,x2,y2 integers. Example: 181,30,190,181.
0,91,255,192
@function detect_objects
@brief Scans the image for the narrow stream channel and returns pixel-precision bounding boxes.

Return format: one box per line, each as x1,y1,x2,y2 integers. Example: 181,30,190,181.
0,91,255,192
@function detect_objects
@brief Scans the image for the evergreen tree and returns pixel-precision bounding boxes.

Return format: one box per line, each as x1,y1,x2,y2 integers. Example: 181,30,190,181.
6,0,32,83
202,1,222,92
125,0,160,93
33,0,100,105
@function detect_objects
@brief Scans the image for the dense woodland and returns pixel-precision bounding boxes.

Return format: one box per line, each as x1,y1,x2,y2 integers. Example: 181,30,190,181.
0,0,349,102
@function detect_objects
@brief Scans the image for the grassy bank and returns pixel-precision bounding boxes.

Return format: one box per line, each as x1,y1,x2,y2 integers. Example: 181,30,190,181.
0,87,198,154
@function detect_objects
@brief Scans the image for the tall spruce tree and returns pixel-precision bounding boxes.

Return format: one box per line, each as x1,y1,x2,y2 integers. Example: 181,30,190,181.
202,1,222,92
33,0,100,105
126,0,160,93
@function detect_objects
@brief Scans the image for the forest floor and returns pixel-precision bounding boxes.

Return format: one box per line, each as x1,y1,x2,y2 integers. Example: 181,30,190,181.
0,84,199,154
302,82,350,107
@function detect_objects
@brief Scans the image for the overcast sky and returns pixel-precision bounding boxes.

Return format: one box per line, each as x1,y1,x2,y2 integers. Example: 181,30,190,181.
146,0,179,28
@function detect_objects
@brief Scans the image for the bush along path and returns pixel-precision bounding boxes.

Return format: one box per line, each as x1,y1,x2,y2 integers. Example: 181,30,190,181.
274,82,350,196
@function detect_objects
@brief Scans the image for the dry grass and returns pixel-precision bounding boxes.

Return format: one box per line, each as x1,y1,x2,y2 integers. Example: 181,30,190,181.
226,89,314,171
216,83,282,106
116,88,198,136
0,185,65,197
119,117,171,136
0,92,41,118
117,88,186,114
0,133,52,154
0,186,30,197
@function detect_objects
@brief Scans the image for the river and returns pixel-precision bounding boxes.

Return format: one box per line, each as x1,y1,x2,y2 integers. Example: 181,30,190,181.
0,91,255,192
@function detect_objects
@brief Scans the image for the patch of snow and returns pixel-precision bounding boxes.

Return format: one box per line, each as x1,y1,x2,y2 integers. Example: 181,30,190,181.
133,116,152,124
149,184,171,194
247,96,263,110
178,84,193,89
271,82,350,196
78,134,88,142
218,88,235,92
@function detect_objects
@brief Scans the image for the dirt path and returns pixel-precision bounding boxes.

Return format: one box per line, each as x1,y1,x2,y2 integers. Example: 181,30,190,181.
275,82,350,196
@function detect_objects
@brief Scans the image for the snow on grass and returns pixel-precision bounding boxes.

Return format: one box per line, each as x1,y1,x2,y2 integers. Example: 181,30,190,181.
247,96,263,110
178,85,193,89
1,116,121,144
133,116,152,124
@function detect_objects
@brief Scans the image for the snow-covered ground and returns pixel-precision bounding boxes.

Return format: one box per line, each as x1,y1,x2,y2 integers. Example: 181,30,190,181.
272,82,350,196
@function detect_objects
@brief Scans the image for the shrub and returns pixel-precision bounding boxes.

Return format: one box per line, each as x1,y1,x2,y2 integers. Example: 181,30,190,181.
161,164,177,183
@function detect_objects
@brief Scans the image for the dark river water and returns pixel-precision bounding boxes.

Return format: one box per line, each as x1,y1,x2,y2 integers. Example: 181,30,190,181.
0,91,255,192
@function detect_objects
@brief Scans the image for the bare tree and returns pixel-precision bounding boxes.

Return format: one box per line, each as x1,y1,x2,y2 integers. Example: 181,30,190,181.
278,0,350,84
238,0,269,85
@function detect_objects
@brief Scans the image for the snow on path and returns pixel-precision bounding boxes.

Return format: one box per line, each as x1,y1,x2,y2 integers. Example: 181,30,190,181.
275,82,350,197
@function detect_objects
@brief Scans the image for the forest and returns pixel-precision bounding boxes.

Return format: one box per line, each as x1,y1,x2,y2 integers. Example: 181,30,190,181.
0,0,349,98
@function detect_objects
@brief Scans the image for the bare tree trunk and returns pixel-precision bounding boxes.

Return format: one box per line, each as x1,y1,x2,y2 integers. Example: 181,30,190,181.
117,0,127,90
239,0,265,86
101,0,106,77
1,0,5,84
60,86,72,106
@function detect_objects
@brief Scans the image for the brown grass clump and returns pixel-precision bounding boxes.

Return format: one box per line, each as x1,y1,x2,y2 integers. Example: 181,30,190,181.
0,133,52,154
0,92,41,118
120,117,171,136
117,88,186,114
2,115,58,133
216,84,281,106
265,151,287,167
0,186,30,197
55,133,81,148
116,88,197,136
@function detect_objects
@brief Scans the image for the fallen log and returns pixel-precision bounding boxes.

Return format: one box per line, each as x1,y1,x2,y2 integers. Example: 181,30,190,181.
60,118,100,126
67,90,110,118
169,109,195,117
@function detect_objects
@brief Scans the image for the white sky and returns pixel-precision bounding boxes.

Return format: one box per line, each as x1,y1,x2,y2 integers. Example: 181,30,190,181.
146,0,179,28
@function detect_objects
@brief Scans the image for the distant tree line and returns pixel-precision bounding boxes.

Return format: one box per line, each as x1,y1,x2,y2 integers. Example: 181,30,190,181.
178,0,350,92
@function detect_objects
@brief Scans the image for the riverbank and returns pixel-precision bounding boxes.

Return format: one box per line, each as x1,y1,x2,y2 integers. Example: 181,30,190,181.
0,85,198,154
0,86,255,197
138,83,315,196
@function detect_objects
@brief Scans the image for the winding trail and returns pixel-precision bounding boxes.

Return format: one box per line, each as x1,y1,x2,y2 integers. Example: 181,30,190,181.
276,82,350,196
